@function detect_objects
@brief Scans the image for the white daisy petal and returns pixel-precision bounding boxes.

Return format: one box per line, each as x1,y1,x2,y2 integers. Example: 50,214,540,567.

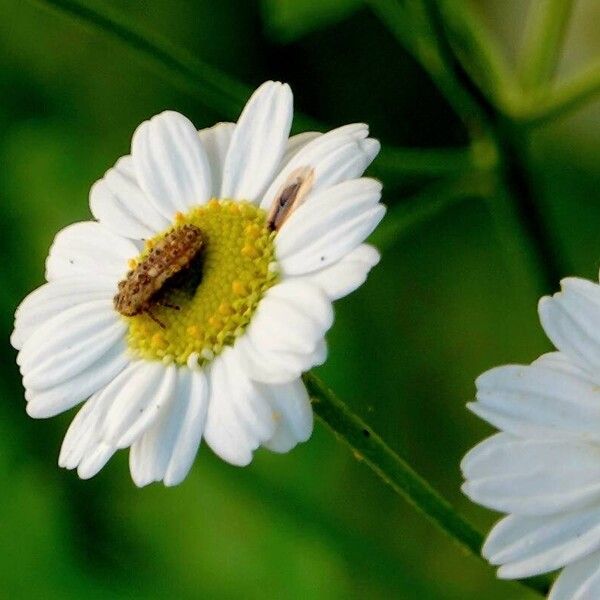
533,351,593,377
469,360,600,441
295,244,381,300
77,443,116,480
101,361,177,449
261,422,298,453
237,327,327,385
202,352,257,466
483,507,600,579
276,178,385,275
197,122,235,198
58,377,124,471
11,276,115,350
463,274,600,591
132,111,212,217
260,124,380,212
26,339,128,418
60,361,166,478
462,433,600,516
220,81,293,202
236,335,304,384
129,368,208,487
45,221,138,282
281,131,321,167
259,378,313,453
254,281,334,348
539,278,600,373
18,300,125,390
224,347,278,442
237,281,333,383
549,550,600,600
90,155,169,239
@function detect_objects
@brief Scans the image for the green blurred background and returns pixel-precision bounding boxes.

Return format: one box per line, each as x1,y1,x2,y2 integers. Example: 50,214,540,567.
1,0,599,598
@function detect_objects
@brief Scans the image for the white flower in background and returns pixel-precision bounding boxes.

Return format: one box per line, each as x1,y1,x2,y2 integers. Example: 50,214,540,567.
12,81,385,487
462,277,600,598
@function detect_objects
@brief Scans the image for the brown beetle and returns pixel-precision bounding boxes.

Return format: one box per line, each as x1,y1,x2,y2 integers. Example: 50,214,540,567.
114,224,204,327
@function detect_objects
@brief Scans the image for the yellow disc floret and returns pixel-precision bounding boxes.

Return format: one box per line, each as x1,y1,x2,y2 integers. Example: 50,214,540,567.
125,199,278,366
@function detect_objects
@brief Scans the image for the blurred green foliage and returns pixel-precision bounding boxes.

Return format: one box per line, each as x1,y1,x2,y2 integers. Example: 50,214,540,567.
261,0,361,42
2,0,600,598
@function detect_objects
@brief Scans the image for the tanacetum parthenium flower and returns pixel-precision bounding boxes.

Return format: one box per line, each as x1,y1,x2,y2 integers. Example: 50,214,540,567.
463,277,600,598
13,81,385,487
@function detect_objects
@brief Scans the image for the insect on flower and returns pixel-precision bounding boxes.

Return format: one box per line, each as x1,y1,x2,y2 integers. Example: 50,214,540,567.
268,166,315,230
12,80,385,487
114,224,204,327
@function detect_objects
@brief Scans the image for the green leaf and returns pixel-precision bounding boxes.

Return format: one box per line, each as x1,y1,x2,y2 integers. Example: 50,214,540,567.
260,0,362,43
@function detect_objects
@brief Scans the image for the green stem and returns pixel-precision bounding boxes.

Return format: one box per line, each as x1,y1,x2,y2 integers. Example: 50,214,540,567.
304,372,548,597
490,120,566,290
518,0,574,91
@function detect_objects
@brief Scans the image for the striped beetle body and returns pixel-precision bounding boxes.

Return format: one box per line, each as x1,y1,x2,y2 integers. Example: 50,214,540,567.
114,224,204,324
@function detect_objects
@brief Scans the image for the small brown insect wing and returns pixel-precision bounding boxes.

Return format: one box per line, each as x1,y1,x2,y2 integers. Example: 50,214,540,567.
267,166,315,231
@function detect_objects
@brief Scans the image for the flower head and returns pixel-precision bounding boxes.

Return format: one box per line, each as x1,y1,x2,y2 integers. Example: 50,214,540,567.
13,81,385,486
463,276,600,598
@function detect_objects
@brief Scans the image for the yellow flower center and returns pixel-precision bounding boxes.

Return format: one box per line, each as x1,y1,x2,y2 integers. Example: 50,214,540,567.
125,199,278,366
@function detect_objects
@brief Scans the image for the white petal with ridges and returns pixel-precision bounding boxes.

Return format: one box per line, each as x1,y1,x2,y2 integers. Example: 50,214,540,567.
100,361,177,449
462,433,600,516
260,124,379,212
45,221,138,282
132,111,212,217
276,178,384,275
77,443,115,480
90,155,169,239
296,244,381,300
198,122,235,199
224,348,277,442
259,378,313,453
130,368,208,487
483,507,600,579
26,340,128,418
237,281,332,383
539,278,600,373
58,380,122,473
281,131,321,166
549,550,600,600
221,81,293,202
203,352,257,466
12,276,115,350
470,361,600,441
18,300,125,390
236,335,304,384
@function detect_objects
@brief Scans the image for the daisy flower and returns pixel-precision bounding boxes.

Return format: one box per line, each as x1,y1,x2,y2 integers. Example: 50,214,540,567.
12,81,385,487
462,277,600,598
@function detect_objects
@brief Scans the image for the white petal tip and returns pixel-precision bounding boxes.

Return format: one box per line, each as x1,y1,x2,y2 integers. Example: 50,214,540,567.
10,329,22,351
25,403,50,419
361,139,380,162
163,473,185,487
